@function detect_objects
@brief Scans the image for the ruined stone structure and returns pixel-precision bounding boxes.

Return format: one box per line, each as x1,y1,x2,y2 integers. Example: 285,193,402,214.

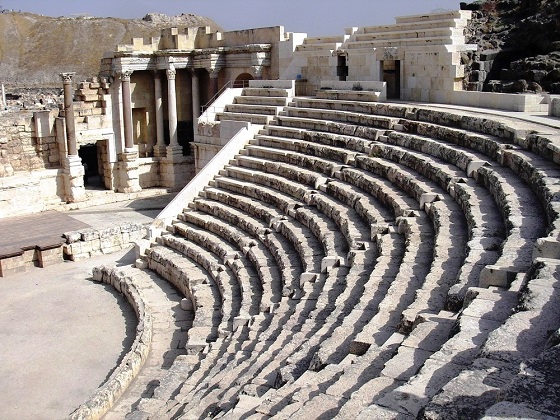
2,7,560,420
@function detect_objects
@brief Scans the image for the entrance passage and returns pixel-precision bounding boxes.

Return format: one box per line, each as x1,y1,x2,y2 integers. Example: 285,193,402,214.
78,144,102,188
233,73,253,88
382,60,401,99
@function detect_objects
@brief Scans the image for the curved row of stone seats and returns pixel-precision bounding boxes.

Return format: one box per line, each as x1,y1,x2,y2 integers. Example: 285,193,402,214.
273,102,548,309
225,101,552,416
145,245,222,353
180,203,304,299
223,140,532,416
220,161,369,256
156,234,243,333
208,135,458,410
210,175,347,264
195,187,324,278
254,127,487,318
248,133,470,329
130,96,560,419
367,129,506,309
215,86,293,125
285,98,554,272
266,99,556,416
144,135,412,416
171,220,280,314
203,151,448,416
168,192,388,415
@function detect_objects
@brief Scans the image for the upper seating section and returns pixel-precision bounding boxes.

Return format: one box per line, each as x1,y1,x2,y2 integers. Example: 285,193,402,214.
343,10,472,49
131,89,560,419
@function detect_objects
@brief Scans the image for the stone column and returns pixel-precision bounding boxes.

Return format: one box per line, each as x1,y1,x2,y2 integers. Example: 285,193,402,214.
160,66,190,189
116,70,141,193
166,66,179,149
120,70,134,152
153,70,166,157
60,72,78,156
59,72,85,202
191,69,200,122
208,67,220,98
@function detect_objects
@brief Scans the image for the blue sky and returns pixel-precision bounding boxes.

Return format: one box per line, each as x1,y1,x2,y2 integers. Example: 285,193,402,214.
2,0,464,36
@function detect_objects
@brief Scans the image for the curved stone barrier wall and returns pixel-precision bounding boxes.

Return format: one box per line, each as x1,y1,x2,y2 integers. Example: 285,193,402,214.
67,266,153,420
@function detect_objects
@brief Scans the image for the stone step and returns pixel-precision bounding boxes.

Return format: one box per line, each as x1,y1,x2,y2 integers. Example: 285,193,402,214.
216,111,273,125
234,95,289,107
361,13,469,34
282,107,398,129
345,36,456,49
224,103,281,116
352,27,456,42
315,89,383,102
295,42,342,52
254,135,360,165
241,87,291,97
246,144,342,176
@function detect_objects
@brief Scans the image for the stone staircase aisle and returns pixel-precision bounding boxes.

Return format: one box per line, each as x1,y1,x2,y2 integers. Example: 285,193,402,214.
101,266,191,420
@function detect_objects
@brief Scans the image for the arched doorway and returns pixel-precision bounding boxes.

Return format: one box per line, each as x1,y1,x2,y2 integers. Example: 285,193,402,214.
233,73,254,88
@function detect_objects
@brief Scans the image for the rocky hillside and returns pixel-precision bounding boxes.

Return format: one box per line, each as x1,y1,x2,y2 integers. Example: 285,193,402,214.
0,12,222,88
462,0,560,93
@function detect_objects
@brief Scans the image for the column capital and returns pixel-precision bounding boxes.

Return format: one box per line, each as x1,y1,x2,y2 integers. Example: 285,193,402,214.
166,67,176,80
207,67,221,79
60,72,76,84
152,69,162,79
119,70,133,82
250,65,264,79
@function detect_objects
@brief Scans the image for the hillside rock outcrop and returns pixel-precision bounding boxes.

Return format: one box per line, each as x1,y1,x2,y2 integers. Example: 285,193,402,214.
462,0,560,93
0,12,222,88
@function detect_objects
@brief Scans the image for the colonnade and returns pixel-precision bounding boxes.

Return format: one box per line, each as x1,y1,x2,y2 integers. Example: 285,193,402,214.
58,63,264,198
119,66,208,159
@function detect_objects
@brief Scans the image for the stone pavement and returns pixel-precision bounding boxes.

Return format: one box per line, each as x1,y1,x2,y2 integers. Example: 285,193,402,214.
0,249,136,420
0,191,178,419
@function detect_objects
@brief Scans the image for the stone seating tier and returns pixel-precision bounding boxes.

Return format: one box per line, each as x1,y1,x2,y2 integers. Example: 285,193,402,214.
360,13,469,34
126,95,560,419
352,27,460,42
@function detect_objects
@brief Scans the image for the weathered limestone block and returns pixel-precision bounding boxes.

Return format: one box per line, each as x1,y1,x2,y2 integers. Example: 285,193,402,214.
116,152,141,193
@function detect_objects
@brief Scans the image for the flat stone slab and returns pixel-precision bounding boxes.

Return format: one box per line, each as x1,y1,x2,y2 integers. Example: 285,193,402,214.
0,211,90,256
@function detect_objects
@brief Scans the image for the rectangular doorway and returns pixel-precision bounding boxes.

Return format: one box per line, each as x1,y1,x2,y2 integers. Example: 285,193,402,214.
382,60,401,99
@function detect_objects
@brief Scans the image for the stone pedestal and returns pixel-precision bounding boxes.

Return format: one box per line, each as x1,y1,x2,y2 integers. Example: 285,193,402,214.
153,144,168,158
160,146,191,190
116,151,142,193
63,155,86,203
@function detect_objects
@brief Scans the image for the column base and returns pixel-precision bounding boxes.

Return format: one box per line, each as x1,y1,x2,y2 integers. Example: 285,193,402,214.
166,145,183,160
153,145,168,158
160,152,192,190
63,155,86,203
116,152,142,193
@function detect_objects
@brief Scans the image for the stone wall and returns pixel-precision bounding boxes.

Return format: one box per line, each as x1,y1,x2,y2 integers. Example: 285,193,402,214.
138,158,160,188
0,110,60,177
63,222,146,261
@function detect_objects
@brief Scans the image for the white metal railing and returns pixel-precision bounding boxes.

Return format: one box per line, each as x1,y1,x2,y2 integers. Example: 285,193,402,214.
201,79,251,113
